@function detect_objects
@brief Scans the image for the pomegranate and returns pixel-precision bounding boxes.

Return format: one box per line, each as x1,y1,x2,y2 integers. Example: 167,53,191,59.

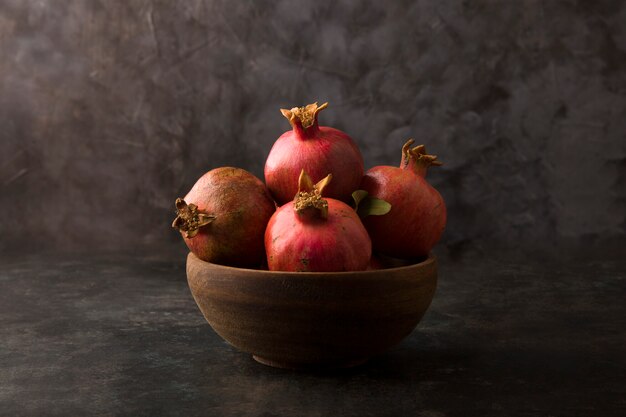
264,102,364,205
265,170,371,272
367,254,384,271
360,140,446,260
172,167,276,267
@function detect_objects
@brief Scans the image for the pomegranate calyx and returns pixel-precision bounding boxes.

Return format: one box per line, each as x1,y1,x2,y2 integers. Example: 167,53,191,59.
297,169,314,193
313,173,332,195
172,198,216,238
294,191,329,219
280,102,328,130
400,139,443,177
294,170,332,220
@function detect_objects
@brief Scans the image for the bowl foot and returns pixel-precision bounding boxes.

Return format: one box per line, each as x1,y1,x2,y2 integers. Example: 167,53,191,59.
252,355,369,370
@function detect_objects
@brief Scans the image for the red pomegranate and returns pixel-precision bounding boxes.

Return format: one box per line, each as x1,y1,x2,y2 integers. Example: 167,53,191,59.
367,254,384,271
172,167,276,267
264,102,364,205
360,140,446,260
265,170,371,272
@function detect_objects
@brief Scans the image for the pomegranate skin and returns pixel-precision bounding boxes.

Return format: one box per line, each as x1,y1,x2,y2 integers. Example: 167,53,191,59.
265,199,371,272
265,103,364,205
367,254,384,270
177,167,276,268
360,143,446,260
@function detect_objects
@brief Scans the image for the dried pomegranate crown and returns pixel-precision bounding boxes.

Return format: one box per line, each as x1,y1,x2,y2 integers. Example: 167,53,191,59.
293,170,332,219
400,139,443,177
280,102,329,129
172,198,216,238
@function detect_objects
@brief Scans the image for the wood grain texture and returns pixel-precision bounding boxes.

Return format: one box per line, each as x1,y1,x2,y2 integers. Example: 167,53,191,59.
186,252,437,369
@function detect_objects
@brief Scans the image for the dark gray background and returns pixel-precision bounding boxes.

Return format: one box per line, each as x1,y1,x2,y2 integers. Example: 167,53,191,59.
1,0,625,255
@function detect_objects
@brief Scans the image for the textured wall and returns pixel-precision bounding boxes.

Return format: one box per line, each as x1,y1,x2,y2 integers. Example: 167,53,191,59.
1,0,625,253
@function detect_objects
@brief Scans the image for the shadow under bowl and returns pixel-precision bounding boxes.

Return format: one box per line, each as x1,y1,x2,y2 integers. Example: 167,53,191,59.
186,252,437,370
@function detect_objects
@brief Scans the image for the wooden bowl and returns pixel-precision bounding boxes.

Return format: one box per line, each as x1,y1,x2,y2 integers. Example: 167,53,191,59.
186,252,437,370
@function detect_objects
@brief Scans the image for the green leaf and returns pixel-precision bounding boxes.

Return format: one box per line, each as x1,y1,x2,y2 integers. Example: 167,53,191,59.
351,190,369,211
357,196,392,218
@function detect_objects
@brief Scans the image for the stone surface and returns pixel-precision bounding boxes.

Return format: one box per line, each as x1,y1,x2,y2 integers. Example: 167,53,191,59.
0,0,625,253
2,2,624,414
1,246,625,416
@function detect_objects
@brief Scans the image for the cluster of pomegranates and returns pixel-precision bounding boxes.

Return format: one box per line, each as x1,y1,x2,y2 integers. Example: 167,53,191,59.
172,102,446,272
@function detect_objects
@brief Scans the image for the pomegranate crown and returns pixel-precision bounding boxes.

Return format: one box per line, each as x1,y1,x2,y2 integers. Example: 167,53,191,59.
280,102,329,129
172,198,216,238
293,169,332,219
400,139,442,177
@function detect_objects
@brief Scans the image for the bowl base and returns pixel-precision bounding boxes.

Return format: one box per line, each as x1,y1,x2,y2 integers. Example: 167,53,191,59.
252,355,369,371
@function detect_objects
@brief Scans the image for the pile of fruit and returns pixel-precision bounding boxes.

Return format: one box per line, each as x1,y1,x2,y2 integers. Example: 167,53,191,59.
172,102,446,272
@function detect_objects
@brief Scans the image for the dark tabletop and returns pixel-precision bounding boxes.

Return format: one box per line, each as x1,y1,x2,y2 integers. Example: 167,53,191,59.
1,245,625,417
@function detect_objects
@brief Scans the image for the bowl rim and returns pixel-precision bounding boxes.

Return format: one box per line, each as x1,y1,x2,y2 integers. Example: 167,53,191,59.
187,252,436,277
